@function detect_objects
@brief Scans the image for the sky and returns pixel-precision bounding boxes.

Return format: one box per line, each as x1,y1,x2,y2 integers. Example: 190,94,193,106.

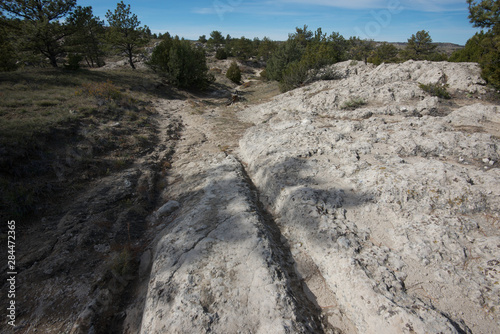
78,0,482,45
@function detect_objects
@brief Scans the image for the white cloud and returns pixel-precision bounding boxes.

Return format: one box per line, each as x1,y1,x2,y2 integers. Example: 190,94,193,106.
278,0,466,12
278,0,387,10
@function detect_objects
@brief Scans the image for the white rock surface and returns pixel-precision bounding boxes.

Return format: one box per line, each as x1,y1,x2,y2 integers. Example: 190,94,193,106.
238,61,499,333
138,100,326,333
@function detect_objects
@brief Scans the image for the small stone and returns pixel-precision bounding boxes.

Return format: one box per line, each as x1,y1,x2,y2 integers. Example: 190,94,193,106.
155,200,180,218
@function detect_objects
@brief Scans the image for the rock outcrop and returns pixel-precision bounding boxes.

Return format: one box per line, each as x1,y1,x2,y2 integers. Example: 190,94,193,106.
17,60,497,333
237,61,499,333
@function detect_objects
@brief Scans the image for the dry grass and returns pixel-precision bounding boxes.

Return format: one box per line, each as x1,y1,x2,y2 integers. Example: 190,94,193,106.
0,67,161,221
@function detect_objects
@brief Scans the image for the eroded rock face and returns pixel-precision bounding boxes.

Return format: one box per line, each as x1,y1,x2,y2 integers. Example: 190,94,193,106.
238,61,499,333
141,155,320,333
138,101,326,333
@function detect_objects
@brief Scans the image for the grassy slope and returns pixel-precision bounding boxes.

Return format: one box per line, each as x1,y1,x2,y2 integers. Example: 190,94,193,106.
0,67,162,224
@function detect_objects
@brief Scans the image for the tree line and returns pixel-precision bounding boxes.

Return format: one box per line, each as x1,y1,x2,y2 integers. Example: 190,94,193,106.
1,0,498,90
0,0,152,70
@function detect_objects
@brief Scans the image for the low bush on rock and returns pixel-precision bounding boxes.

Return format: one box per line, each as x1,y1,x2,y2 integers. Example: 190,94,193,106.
340,97,367,110
419,82,451,99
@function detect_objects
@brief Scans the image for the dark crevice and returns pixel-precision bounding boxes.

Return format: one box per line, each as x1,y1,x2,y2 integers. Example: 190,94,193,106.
235,157,329,334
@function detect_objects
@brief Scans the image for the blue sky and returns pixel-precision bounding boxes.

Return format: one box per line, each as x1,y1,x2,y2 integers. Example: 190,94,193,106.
78,0,480,45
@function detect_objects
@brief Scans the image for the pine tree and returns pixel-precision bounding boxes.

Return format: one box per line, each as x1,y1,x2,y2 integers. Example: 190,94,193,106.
0,0,77,67
458,0,500,87
105,1,150,69
0,15,18,71
66,6,105,68
402,30,437,60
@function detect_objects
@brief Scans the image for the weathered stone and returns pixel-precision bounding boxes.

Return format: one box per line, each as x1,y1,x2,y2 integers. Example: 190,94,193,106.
238,60,499,334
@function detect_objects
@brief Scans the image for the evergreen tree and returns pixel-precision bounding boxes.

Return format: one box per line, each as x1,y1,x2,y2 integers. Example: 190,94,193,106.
402,30,437,60
368,42,400,65
257,37,276,62
66,6,105,68
226,61,242,83
105,1,150,69
267,26,348,91
233,37,254,60
0,15,18,71
454,0,500,87
207,30,225,50
0,0,77,67
467,0,500,28
148,34,213,90
349,37,375,64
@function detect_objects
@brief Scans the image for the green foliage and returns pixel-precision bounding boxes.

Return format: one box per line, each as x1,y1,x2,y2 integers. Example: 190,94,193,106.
149,34,213,90
368,42,400,65
66,6,105,68
1,0,77,67
0,20,18,71
349,37,375,64
215,48,228,60
64,53,83,70
341,97,367,110
111,248,134,276
260,69,268,80
231,36,255,60
226,61,242,84
401,30,438,60
106,1,150,69
279,61,310,92
207,30,225,50
267,26,347,92
257,37,277,61
266,38,304,82
199,35,207,43
467,0,500,28
452,2,500,88
419,82,451,99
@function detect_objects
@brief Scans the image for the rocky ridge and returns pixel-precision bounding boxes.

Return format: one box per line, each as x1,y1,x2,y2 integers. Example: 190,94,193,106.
237,60,500,333
4,60,499,334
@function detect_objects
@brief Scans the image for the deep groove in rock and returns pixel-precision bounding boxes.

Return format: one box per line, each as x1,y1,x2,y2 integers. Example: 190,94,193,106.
236,157,331,334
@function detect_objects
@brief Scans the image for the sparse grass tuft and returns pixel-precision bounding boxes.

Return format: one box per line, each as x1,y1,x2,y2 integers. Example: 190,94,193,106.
77,79,123,101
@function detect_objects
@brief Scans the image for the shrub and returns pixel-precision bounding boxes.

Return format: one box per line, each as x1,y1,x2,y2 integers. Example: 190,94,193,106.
149,34,214,90
419,83,451,99
226,61,242,84
259,69,268,81
341,97,367,110
215,48,228,60
279,61,310,92
65,53,83,70
0,25,18,72
77,80,123,101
